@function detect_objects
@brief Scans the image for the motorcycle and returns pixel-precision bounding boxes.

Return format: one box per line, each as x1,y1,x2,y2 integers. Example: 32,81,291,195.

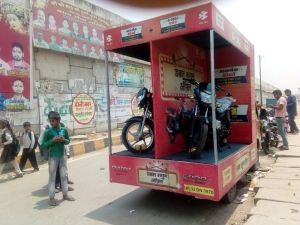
260,108,279,154
176,78,235,158
121,87,154,153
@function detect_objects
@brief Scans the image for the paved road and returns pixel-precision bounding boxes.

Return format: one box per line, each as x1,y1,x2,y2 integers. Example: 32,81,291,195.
0,146,269,225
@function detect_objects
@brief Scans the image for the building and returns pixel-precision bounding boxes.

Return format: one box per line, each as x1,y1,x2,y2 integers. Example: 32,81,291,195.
0,0,151,135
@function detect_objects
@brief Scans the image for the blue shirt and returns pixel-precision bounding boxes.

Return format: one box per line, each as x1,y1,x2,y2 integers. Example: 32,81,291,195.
287,95,297,116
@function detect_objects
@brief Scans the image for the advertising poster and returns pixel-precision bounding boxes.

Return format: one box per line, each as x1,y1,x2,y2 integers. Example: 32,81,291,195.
72,93,95,125
215,65,248,85
114,63,144,88
32,0,126,60
0,1,30,111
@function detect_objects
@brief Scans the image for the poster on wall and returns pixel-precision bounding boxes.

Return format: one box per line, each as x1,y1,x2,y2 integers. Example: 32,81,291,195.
215,65,247,85
114,63,144,88
0,2,31,111
72,93,95,125
32,0,127,60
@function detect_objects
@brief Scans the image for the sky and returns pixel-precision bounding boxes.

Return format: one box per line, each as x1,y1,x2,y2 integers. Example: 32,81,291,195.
89,0,300,93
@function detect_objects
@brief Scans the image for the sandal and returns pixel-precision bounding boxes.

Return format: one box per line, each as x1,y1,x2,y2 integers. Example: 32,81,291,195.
63,195,75,201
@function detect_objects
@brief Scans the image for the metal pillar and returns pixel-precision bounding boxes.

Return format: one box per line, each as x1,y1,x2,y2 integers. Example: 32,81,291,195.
105,51,112,154
259,55,263,105
210,30,218,164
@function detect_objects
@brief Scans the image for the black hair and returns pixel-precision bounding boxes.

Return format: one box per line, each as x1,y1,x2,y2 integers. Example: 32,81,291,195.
23,121,31,127
11,42,24,52
12,78,24,85
284,89,291,94
48,111,61,120
272,89,282,96
0,119,15,136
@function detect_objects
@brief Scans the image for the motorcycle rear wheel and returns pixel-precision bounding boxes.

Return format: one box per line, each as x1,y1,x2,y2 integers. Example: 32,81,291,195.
122,119,154,154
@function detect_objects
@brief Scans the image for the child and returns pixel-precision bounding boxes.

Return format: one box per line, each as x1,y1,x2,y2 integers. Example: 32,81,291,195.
42,111,75,206
19,122,39,172
0,119,23,177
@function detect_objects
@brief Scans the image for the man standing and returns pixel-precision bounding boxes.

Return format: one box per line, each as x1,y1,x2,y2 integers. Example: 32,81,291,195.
19,122,39,172
284,89,299,134
271,90,289,150
41,111,75,206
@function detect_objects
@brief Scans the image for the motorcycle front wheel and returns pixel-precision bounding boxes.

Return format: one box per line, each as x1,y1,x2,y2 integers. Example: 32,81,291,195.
189,122,208,159
121,119,154,154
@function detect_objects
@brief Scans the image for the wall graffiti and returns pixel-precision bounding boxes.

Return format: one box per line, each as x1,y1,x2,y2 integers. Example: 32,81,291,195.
39,89,133,130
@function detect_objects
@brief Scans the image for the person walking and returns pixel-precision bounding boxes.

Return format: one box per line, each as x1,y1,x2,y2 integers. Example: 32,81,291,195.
0,119,23,177
19,122,39,172
41,111,75,206
271,90,289,150
284,89,299,134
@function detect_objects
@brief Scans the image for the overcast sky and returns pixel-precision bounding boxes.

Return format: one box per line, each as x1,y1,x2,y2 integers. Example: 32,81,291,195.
89,0,300,93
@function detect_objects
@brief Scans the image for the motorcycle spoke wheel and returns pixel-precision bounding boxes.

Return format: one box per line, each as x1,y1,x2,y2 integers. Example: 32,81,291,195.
122,120,154,153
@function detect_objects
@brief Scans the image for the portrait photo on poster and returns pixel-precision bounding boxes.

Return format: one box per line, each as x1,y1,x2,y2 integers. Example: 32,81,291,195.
31,0,127,61
0,2,31,111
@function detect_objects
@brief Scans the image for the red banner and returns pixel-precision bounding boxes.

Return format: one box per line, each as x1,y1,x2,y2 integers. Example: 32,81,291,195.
32,0,126,60
0,2,30,111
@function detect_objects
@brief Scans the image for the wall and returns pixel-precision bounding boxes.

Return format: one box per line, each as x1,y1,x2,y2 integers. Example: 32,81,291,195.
0,47,151,135
0,0,151,135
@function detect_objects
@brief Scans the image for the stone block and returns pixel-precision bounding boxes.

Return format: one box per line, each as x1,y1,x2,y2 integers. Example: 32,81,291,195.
70,55,93,68
35,49,69,80
266,167,300,180
275,158,300,168
257,178,300,190
249,200,300,221
255,187,300,204
245,215,299,225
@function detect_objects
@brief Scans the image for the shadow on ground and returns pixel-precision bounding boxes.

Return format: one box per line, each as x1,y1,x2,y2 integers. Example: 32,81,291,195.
32,185,48,198
34,198,64,210
85,188,240,225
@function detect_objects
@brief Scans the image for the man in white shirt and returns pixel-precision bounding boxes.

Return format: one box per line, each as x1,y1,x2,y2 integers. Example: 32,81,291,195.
19,122,39,172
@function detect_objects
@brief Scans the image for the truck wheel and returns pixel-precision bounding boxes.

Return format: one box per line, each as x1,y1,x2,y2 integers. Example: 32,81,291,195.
250,139,260,171
221,184,237,203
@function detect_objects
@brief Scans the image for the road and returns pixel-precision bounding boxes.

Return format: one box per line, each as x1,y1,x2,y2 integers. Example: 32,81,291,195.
0,145,273,225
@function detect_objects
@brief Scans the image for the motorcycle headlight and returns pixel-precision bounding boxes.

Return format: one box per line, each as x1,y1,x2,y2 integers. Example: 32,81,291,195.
136,88,147,106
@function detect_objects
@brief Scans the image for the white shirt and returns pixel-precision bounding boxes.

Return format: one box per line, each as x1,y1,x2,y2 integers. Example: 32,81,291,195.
1,128,13,145
22,131,35,149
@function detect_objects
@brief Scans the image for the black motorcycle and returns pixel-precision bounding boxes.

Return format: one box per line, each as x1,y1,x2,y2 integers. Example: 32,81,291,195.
260,108,279,154
121,87,154,153
179,78,235,158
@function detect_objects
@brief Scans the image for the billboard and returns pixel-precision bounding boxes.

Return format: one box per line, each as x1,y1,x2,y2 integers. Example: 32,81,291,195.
0,1,31,111
114,63,145,88
32,0,128,60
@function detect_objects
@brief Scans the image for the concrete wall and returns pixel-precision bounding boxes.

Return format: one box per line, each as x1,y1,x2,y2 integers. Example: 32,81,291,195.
0,47,151,135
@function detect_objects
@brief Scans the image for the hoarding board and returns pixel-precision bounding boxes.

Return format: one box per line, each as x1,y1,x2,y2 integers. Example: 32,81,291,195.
0,2,31,111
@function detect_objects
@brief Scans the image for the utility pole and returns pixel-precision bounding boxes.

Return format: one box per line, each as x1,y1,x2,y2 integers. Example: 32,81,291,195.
259,55,263,105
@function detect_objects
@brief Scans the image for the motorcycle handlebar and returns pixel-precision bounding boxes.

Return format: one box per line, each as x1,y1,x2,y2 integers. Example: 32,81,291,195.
182,78,225,92
182,78,199,86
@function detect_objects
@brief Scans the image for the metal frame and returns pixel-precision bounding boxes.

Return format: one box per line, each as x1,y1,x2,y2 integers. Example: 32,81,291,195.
105,51,112,154
210,29,218,164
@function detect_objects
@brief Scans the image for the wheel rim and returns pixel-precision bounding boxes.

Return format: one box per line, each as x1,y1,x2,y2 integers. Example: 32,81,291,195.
126,122,154,151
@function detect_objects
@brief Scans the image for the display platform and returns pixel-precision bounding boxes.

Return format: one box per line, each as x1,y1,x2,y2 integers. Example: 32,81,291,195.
113,143,247,164
163,143,247,164
113,150,155,159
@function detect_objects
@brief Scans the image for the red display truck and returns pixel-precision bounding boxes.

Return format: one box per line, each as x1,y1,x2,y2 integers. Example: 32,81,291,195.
103,2,259,202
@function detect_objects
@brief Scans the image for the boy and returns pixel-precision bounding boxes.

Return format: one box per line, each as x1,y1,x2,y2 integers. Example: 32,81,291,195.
19,122,39,172
42,111,75,206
